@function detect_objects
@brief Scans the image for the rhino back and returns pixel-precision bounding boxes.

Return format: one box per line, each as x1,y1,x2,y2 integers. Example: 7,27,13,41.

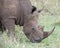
1,0,20,19
0,0,32,26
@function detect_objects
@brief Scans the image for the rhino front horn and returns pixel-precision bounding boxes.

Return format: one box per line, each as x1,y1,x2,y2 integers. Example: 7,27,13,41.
43,26,55,39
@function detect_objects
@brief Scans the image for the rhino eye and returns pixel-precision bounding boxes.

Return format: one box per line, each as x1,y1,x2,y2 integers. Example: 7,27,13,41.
32,28,35,30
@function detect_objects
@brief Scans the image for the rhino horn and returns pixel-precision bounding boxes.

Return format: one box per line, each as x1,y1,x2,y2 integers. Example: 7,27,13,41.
43,26,55,39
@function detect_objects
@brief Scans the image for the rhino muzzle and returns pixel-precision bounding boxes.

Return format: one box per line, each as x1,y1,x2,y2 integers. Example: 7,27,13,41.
23,25,55,43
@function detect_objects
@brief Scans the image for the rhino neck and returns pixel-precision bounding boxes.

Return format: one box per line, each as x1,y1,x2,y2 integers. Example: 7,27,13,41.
15,13,24,26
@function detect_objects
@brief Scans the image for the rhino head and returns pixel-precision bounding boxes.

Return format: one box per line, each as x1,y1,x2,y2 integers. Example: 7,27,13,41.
23,25,55,43
23,6,55,43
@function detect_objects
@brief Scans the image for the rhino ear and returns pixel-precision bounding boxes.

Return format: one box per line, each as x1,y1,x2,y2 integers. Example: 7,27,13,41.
37,7,44,13
31,6,37,13
31,6,44,14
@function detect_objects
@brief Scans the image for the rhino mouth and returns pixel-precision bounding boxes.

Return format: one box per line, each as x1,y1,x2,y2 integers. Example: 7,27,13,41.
30,36,42,43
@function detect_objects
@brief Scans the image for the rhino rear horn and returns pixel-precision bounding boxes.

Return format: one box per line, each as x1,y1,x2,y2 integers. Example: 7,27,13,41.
43,26,55,39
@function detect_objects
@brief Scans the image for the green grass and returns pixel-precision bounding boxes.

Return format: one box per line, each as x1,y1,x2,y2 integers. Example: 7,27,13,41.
0,15,60,48
0,0,60,48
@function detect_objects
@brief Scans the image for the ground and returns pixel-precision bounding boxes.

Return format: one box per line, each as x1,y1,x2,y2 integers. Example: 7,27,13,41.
0,0,60,48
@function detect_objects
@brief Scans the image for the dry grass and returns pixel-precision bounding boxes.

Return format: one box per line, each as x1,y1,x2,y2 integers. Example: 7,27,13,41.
0,0,60,48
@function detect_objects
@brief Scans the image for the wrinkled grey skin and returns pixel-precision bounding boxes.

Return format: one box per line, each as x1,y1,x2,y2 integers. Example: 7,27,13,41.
0,0,55,43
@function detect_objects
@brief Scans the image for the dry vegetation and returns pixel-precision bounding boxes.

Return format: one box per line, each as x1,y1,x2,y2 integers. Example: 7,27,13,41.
0,0,60,48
